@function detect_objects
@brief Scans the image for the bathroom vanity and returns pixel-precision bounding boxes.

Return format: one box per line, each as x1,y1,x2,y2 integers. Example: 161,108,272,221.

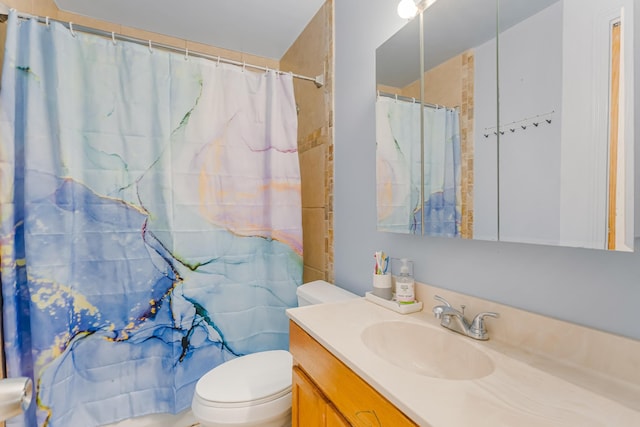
290,321,416,426
287,292,640,426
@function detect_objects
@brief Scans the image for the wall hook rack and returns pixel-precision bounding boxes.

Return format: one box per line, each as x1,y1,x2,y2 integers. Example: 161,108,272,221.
483,110,555,139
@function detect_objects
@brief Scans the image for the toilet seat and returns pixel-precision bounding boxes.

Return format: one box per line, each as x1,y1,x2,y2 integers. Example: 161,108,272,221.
192,350,293,427
195,350,292,407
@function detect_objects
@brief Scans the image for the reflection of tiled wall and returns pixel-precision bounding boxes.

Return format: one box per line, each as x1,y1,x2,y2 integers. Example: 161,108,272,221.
460,52,474,239
281,1,334,284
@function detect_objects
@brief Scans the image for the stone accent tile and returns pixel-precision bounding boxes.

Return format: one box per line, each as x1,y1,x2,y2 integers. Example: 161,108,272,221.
300,144,326,208
302,207,327,272
303,266,326,283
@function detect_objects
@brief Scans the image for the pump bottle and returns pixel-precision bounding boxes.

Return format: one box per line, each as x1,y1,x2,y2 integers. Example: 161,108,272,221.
395,258,415,304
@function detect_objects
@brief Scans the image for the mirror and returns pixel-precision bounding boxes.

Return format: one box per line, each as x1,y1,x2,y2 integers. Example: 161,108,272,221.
376,17,422,234
497,0,635,251
420,0,497,239
375,0,635,251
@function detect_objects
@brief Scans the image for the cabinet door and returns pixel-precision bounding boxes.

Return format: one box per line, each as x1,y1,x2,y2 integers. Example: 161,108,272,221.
292,366,330,427
293,366,352,427
290,321,417,427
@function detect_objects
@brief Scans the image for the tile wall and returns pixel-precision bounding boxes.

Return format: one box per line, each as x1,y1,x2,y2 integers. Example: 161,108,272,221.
281,1,334,284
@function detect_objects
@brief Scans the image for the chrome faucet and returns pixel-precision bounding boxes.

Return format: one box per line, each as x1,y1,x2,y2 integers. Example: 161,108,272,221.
432,295,499,340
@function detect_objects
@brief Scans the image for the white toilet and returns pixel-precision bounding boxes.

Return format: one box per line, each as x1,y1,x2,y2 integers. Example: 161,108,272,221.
191,280,358,427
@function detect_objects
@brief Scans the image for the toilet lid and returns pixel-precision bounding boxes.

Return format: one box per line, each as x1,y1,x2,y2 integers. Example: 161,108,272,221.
195,350,293,405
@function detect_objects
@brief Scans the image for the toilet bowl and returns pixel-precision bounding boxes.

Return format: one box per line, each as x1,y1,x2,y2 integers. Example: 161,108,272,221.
192,350,292,427
192,280,358,427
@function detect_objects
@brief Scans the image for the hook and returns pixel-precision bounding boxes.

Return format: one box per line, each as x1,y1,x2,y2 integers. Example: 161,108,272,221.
216,56,221,67
111,31,117,45
148,40,153,53
546,119,552,124
69,22,76,37
242,61,246,72
510,128,516,133
533,122,539,127
484,133,489,138
45,16,50,27
184,48,189,61
521,125,527,130
412,97,416,104
395,94,398,102
499,130,505,135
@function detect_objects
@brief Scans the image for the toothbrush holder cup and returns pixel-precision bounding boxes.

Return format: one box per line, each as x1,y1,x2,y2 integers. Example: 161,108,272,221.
372,273,392,300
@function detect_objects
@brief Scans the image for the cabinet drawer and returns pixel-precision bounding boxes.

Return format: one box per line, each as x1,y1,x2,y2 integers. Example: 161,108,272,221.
290,320,417,427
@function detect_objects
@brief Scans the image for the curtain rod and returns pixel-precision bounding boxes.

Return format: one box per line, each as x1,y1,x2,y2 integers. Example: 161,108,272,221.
1,9,325,88
377,91,458,111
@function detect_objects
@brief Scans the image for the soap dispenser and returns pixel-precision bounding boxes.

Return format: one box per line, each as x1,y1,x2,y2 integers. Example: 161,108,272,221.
395,258,415,304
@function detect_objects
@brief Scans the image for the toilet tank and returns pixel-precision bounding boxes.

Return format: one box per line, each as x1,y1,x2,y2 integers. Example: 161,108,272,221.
296,280,358,306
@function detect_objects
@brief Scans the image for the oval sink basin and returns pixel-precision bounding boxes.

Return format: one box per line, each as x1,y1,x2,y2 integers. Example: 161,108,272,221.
361,321,494,380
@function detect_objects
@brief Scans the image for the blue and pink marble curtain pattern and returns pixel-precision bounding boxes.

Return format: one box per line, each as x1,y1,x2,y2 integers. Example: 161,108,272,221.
0,11,302,427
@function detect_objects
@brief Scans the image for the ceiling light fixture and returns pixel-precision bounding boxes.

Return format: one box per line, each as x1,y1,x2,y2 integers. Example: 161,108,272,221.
397,0,439,19
397,0,418,19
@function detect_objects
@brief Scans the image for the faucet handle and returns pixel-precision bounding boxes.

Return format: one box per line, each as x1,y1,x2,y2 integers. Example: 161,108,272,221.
469,312,500,340
433,295,451,307
432,295,452,319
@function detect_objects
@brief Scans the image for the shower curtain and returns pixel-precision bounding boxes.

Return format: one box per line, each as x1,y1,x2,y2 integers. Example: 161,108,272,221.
375,96,422,234
0,11,302,427
422,107,461,237
376,97,460,236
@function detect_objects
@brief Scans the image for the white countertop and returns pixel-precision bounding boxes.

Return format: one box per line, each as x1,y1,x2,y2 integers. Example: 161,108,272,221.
287,298,640,427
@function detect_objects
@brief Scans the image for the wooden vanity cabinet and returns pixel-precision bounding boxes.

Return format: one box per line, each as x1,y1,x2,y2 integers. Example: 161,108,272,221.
292,366,350,427
289,320,418,427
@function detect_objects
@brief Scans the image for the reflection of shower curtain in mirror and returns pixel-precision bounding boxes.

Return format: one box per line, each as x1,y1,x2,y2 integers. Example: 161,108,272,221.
0,12,302,427
422,107,461,237
376,97,422,234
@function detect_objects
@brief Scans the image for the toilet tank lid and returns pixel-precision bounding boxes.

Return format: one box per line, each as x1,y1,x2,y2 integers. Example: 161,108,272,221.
296,280,358,304
195,350,292,404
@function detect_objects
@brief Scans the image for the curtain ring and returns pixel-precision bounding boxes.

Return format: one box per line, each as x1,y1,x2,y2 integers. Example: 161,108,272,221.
184,48,189,61
45,16,50,27
69,22,77,37
111,31,117,45
242,61,246,72
216,56,220,67
148,40,153,53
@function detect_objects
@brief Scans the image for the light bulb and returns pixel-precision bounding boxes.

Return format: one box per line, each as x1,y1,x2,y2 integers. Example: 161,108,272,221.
397,0,418,19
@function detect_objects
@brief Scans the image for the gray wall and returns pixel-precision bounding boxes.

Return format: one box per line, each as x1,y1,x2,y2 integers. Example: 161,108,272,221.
333,0,640,340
